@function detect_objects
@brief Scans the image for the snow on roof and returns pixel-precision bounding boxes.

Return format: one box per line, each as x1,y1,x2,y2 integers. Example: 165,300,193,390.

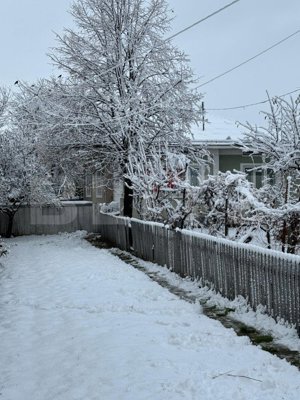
191,114,243,143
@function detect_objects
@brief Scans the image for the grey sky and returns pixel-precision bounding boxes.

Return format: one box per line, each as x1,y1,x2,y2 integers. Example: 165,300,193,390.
0,0,299,125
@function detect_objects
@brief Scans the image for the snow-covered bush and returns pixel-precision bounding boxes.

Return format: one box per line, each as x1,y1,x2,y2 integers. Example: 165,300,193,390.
239,94,300,253
248,183,300,253
10,80,86,200
126,146,205,228
0,129,59,237
198,171,256,237
100,201,120,215
0,89,59,237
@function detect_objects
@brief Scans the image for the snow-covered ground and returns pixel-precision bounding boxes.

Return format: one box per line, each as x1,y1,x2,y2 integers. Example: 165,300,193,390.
0,233,299,400
134,255,300,351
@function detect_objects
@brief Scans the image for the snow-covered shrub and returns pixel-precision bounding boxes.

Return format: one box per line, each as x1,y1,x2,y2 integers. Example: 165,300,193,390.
249,184,300,253
0,88,59,237
0,129,59,237
126,146,206,229
239,94,300,253
100,201,120,215
198,171,256,237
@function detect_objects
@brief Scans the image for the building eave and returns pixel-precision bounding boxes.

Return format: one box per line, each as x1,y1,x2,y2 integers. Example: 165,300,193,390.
192,140,241,150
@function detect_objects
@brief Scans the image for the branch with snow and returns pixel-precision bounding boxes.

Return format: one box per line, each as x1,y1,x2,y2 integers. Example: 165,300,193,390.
125,143,205,228
238,94,300,253
15,0,204,216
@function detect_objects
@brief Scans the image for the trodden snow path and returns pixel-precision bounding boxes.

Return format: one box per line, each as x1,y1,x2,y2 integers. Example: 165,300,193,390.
0,233,299,400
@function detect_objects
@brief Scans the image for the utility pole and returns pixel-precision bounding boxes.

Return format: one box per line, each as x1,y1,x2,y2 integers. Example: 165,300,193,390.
202,101,205,131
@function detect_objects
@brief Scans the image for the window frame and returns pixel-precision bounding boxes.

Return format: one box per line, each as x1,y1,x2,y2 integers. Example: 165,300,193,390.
188,164,206,186
240,163,265,188
95,171,104,199
85,174,92,197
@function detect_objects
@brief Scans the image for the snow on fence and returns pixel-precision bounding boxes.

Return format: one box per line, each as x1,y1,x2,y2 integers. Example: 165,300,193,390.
99,212,131,251
99,213,300,333
0,202,101,236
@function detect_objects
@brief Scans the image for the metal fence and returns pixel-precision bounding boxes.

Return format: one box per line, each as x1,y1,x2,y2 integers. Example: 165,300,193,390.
99,213,300,333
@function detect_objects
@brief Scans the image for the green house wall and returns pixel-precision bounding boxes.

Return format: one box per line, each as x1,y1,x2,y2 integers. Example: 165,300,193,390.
219,154,263,172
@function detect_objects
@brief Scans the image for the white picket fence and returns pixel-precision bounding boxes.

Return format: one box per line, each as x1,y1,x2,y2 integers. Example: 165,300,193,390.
98,213,300,334
2,206,299,334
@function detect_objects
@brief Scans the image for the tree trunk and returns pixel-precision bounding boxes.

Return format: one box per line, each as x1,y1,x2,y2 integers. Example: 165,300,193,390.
179,188,187,229
123,177,133,218
281,220,288,253
287,213,299,254
266,229,271,250
281,177,290,253
5,212,15,238
224,198,229,237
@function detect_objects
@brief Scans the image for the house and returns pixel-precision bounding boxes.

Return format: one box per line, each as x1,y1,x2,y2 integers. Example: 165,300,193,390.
84,171,124,211
190,115,264,187
83,115,264,212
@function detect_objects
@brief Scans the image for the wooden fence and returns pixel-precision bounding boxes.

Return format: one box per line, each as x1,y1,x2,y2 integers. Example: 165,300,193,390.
98,212,130,251
2,206,299,333
99,213,300,333
0,202,102,237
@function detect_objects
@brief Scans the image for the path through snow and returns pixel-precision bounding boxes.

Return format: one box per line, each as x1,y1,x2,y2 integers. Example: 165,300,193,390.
0,233,299,399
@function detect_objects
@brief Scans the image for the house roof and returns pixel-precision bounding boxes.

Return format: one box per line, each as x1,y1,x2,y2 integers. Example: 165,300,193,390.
190,114,243,145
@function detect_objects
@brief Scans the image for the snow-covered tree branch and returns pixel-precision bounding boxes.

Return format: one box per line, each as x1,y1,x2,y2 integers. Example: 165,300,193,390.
198,171,256,237
239,94,300,253
125,144,206,228
22,0,204,216
0,89,59,237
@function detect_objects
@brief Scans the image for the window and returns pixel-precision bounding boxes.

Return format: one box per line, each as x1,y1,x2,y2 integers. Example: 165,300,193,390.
241,164,264,188
188,164,206,186
85,174,92,197
95,172,104,198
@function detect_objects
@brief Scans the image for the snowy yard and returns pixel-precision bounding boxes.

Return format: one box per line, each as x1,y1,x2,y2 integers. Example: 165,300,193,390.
0,233,300,400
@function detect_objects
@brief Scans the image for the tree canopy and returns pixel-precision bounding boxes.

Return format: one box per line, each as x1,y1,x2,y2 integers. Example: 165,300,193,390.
40,0,203,215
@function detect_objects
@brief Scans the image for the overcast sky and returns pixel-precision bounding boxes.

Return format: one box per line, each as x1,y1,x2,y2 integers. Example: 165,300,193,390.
0,0,299,125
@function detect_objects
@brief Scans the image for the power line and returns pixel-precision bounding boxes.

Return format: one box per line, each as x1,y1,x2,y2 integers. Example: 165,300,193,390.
25,2,242,127
27,2,300,123
195,29,300,89
53,0,242,84
31,86,300,131
166,0,241,41
206,88,300,111
51,3,298,119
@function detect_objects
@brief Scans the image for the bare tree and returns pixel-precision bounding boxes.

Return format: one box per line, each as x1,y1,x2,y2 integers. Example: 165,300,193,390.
44,0,203,216
0,89,10,248
10,79,88,198
126,143,206,228
0,88,10,122
239,94,300,253
198,171,256,237
0,90,59,237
